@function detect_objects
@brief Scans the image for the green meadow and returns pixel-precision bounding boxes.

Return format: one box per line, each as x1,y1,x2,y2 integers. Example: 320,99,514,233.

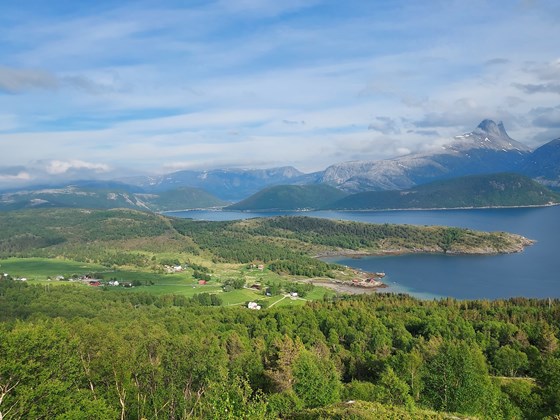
0,257,327,307
0,257,108,279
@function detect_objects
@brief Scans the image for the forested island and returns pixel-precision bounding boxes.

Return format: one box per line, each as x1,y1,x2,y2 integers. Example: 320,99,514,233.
1,208,555,419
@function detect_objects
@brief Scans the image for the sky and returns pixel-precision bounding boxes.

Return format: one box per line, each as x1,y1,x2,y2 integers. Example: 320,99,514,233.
1,0,560,186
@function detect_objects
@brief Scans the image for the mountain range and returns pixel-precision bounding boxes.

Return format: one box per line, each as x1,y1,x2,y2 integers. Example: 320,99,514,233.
227,173,560,211
119,166,305,201
1,119,559,208
318,120,533,192
119,119,560,198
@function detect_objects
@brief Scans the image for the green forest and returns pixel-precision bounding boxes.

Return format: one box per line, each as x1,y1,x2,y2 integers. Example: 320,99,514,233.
1,281,559,419
0,208,556,419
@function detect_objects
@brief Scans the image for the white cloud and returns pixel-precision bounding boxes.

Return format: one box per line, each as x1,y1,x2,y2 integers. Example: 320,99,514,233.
0,171,31,181
45,160,111,175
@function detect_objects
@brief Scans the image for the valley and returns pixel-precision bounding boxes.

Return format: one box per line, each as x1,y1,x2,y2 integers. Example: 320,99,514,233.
3,3,560,417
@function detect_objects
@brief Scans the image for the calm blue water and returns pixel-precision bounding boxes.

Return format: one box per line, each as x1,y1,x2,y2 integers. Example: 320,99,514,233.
165,207,560,299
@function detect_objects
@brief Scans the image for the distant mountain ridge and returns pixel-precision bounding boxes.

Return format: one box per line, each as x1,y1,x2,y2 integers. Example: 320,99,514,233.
319,120,532,192
0,186,225,212
118,121,558,196
520,138,560,188
329,173,560,210
227,173,560,211
120,166,305,200
2,119,559,202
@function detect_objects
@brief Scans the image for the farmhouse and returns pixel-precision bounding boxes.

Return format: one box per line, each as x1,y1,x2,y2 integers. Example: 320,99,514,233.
247,301,261,310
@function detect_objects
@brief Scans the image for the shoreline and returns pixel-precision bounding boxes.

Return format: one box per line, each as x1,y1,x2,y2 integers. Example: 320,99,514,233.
161,202,559,214
313,239,535,260
325,202,560,212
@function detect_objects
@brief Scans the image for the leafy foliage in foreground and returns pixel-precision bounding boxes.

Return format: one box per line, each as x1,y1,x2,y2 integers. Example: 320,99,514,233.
1,280,559,419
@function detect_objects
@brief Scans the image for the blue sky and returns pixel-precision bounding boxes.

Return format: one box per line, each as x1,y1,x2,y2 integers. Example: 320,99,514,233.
1,0,559,186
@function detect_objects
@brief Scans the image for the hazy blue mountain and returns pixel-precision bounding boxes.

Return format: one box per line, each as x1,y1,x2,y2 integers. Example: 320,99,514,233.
120,166,305,200
520,138,560,188
0,179,145,195
328,173,560,210
319,120,532,192
226,184,348,211
0,186,225,212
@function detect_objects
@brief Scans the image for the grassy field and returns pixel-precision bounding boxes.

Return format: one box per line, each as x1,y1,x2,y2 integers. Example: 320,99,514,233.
1,257,334,307
0,257,108,279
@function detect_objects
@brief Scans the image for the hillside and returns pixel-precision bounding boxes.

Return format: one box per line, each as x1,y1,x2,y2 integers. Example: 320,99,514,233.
226,184,348,210
329,173,560,210
0,209,532,269
0,186,226,212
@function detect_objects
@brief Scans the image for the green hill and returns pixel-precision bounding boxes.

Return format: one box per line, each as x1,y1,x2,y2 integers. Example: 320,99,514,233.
138,187,226,211
226,184,348,210
0,186,225,212
329,173,560,210
0,209,532,268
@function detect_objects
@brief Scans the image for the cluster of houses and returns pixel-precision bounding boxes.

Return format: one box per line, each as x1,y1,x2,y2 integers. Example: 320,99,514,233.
56,275,134,288
250,283,273,296
1,271,135,287
163,264,184,274
3,272,27,281
344,276,385,288
84,278,133,288
88,280,134,287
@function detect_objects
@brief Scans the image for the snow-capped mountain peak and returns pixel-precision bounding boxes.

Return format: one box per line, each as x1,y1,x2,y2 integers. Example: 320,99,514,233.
320,119,532,192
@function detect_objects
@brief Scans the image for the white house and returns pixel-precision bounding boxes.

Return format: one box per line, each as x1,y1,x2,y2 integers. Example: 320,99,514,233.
247,301,261,310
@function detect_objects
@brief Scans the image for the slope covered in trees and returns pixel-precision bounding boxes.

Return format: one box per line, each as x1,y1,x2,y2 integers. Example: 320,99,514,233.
226,184,348,211
329,173,560,210
0,209,532,280
1,280,559,419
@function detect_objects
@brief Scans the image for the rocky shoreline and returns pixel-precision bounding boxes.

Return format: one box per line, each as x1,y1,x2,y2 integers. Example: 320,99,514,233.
309,233,535,295
313,233,534,260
